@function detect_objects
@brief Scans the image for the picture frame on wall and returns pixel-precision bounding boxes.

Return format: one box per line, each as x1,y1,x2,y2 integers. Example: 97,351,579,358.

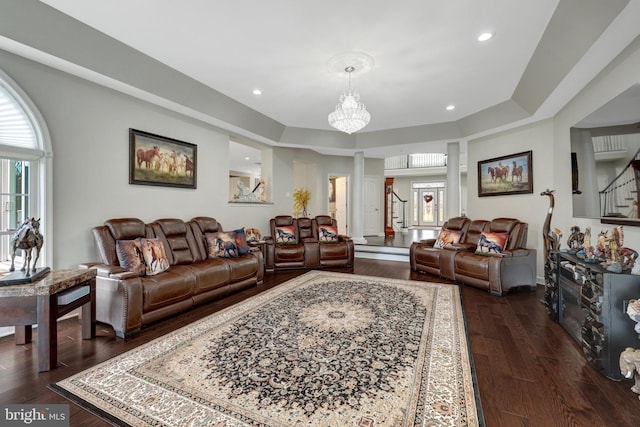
129,128,197,189
477,150,533,197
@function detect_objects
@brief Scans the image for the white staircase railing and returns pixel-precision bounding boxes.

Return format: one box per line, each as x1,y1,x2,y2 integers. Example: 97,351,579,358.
599,145,640,218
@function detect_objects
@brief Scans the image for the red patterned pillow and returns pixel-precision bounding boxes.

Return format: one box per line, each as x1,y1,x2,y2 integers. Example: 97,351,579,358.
475,232,509,256
115,238,146,276
318,225,339,243
274,225,297,245
206,231,239,258
140,238,170,275
433,228,461,249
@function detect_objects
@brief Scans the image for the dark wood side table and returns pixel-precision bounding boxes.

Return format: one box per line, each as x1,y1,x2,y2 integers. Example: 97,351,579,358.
0,269,97,372
248,240,266,270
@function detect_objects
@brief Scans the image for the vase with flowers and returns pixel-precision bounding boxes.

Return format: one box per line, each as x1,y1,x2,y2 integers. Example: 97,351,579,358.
293,188,311,218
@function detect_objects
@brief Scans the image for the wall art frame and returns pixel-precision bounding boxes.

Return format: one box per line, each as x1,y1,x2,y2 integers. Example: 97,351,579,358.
129,128,197,189
477,150,533,197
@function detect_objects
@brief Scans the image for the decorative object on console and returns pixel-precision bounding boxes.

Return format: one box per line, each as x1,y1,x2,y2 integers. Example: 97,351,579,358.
9,217,44,277
293,187,311,217
478,150,533,197
567,225,584,251
129,128,197,189
541,189,561,319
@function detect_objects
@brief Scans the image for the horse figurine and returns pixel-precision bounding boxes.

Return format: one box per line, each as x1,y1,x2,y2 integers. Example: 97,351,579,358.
9,217,44,276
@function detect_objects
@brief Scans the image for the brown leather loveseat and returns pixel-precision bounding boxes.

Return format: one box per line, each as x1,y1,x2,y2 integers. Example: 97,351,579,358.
81,216,263,338
410,216,537,296
264,215,354,271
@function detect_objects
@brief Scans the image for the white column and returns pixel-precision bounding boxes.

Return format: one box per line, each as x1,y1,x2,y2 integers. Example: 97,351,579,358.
446,142,461,220
351,151,367,244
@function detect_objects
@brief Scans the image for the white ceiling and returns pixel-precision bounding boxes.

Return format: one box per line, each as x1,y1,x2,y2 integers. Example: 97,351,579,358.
15,0,640,169
39,0,557,132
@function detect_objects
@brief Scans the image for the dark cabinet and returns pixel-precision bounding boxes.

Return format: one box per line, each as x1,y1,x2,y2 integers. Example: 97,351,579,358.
556,252,640,379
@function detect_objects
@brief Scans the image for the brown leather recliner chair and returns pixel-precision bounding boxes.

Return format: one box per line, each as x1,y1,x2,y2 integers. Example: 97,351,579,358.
264,215,318,270
410,216,471,278
410,216,537,296
312,215,354,267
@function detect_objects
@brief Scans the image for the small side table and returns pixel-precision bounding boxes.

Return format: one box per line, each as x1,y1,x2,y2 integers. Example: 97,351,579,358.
0,268,97,372
248,240,266,270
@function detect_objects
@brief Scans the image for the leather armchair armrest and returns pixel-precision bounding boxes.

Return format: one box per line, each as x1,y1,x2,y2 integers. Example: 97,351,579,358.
445,243,476,252
110,270,140,280
84,263,128,278
498,249,530,257
419,238,437,246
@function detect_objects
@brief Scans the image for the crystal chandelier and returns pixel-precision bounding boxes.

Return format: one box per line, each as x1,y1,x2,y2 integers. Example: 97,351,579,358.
328,66,371,134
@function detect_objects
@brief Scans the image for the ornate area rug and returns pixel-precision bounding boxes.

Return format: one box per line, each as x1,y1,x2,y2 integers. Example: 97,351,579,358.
51,271,482,426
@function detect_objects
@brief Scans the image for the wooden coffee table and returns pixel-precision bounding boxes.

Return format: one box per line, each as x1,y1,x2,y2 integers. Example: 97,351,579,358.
0,268,96,372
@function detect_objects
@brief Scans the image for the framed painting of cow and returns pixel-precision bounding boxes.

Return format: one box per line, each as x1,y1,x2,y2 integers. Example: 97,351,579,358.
129,128,197,189
477,150,532,197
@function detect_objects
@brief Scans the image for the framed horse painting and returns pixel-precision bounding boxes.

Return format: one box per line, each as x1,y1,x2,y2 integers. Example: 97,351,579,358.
477,150,533,197
129,128,197,189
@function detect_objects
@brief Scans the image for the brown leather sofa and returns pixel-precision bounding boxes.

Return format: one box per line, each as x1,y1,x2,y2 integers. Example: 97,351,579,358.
410,217,537,296
81,217,264,338
264,215,354,271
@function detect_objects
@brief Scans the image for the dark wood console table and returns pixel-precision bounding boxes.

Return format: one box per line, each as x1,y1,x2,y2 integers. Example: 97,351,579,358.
0,269,96,372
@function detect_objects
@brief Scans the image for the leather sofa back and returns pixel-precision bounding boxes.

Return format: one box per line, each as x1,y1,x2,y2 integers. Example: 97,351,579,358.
188,216,223,262
462,220,489,245
93,218,153,266
297,217,314,240
152,218,199,266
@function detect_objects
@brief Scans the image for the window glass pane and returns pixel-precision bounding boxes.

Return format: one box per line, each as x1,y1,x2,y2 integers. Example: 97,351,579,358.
0,84,37,148
1,158,30,272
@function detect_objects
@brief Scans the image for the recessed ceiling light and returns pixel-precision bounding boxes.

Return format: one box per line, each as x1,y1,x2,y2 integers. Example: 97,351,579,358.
477,32,494,42
244,157,250,161
446,105,456,111
253,89,262,95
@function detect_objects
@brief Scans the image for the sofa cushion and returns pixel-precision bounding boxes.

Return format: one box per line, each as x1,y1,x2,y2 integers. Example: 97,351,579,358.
115,238,146,276
475,232,509,256
274,225,297,245
234,228,250,254
140,238,170,275
318,225,339,243
434,228,462,249
206,231,240,258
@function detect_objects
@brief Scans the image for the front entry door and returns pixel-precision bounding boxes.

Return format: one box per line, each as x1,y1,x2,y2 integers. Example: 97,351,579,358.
411,182,445,227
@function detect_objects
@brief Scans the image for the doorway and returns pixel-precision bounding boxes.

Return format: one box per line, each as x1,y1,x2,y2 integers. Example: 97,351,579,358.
411,182,445,227
328,176,348,235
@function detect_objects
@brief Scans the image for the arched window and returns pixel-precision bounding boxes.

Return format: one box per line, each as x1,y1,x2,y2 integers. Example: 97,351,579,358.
0,69,52,275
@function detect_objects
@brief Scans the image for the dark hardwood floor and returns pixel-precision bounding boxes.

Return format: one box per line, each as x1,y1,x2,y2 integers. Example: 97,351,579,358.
1,258,639,426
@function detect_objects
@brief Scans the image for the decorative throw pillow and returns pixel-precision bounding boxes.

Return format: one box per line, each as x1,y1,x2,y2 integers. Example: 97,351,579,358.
115,238,146,276
140,238,170,275
318,225,339,243
433,228,462,249
234,228,250,255
274,225,297,245
206,231,240,258
475,232,509,256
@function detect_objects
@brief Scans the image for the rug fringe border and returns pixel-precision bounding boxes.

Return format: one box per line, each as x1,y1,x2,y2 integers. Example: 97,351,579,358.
48,382,131,426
